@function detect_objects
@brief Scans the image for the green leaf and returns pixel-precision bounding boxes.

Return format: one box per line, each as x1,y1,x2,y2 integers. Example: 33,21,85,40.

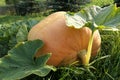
66,4,120,30
0,20,39,57
0,40,56,80
16,25,28,42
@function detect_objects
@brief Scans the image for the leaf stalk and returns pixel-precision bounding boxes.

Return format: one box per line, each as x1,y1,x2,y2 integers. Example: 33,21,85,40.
78,30,95,66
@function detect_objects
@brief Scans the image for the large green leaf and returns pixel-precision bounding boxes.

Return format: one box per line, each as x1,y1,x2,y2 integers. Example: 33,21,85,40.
66,4,120,30
0,40,56,80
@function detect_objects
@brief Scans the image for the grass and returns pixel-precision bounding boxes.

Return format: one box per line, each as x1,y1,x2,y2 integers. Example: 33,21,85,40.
0,0,5,6
89,0,114,6
0,14,45,24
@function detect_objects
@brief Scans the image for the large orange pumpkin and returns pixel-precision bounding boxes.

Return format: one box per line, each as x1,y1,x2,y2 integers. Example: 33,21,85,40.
28,11,101,66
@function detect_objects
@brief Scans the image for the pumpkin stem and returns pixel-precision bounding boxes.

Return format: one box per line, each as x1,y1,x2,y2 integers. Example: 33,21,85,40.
78,49,87,64
78,31,95,66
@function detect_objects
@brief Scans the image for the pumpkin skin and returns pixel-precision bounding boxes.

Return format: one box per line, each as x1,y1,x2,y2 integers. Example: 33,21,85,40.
28,11,101,66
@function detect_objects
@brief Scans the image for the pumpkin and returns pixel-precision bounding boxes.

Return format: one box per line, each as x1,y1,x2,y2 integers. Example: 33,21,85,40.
28,11,101,66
